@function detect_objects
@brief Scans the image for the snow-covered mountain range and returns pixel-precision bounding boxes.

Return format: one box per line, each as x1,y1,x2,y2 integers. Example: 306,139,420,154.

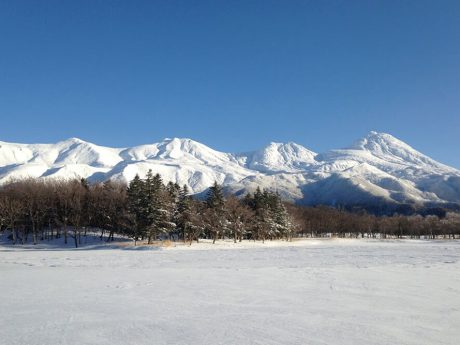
1,131,459,208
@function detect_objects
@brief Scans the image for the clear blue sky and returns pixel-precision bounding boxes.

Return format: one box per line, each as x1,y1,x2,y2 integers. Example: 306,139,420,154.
0,1,459,167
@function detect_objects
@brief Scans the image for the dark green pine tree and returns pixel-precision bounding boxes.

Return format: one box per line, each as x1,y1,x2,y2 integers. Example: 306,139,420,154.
166,181,181,239
177,185,192,242
242,192,254,209
144,171,175,243
206,181,227,243
144,170,159,243
166,181,181,202
272,194,293,240
206,181,225,210
127,174,148,244
250,187,278,241
253,187,264,211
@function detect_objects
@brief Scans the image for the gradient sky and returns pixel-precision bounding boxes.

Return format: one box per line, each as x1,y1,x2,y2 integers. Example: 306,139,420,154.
0,0,459,167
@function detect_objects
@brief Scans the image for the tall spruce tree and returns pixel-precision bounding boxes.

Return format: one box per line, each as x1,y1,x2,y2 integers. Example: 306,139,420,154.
144,171,175,243
127,174,147,244
206,181,225,209
206,181,227,243
177,185,192,242
273,195,293,240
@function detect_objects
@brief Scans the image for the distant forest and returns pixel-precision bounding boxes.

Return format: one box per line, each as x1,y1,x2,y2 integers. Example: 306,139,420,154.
1,171,459,247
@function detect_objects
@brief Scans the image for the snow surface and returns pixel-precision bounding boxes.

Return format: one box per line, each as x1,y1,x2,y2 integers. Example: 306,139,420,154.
1,239,459,345
1,132,460,205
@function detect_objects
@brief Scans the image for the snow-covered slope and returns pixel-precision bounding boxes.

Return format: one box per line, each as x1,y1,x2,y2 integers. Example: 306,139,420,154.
317,131,457,177
236,142,317,173
1,132,459,207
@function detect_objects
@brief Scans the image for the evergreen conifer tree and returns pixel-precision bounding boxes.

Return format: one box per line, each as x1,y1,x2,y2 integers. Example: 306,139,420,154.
273,195,293,240
205,181,227,243
177,185,193,242
127,174,147,244
144,171,175,243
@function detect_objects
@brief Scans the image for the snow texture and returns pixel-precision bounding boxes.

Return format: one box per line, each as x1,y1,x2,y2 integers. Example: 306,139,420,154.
1,132,459,205
0,239,459,345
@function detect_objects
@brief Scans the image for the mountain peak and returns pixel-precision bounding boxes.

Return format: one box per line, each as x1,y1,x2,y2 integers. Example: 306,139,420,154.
350,131,408,150
156,137,199,159
161,137,194,143
341,131,456,173
241,141,317,173
59,137,88,146
347,131,423,160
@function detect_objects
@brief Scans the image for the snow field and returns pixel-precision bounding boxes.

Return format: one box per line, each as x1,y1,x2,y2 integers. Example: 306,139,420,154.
1,239,459,345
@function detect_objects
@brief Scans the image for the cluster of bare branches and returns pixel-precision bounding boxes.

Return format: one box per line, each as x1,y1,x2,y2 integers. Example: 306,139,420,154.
0,178,127,247
289,205,460,239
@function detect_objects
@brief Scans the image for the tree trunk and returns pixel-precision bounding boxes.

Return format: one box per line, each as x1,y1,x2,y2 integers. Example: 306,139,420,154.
74,229,78,248
32,222,37,245
21,226,26,244
11,221,16,245
64,223,68,244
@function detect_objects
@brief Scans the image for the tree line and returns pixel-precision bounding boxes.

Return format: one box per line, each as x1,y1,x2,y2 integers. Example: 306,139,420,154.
0,172,459,247
0,171,293,247
289,205,460,239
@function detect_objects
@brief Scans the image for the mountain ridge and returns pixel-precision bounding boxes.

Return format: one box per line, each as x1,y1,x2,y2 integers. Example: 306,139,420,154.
1,132,459,208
